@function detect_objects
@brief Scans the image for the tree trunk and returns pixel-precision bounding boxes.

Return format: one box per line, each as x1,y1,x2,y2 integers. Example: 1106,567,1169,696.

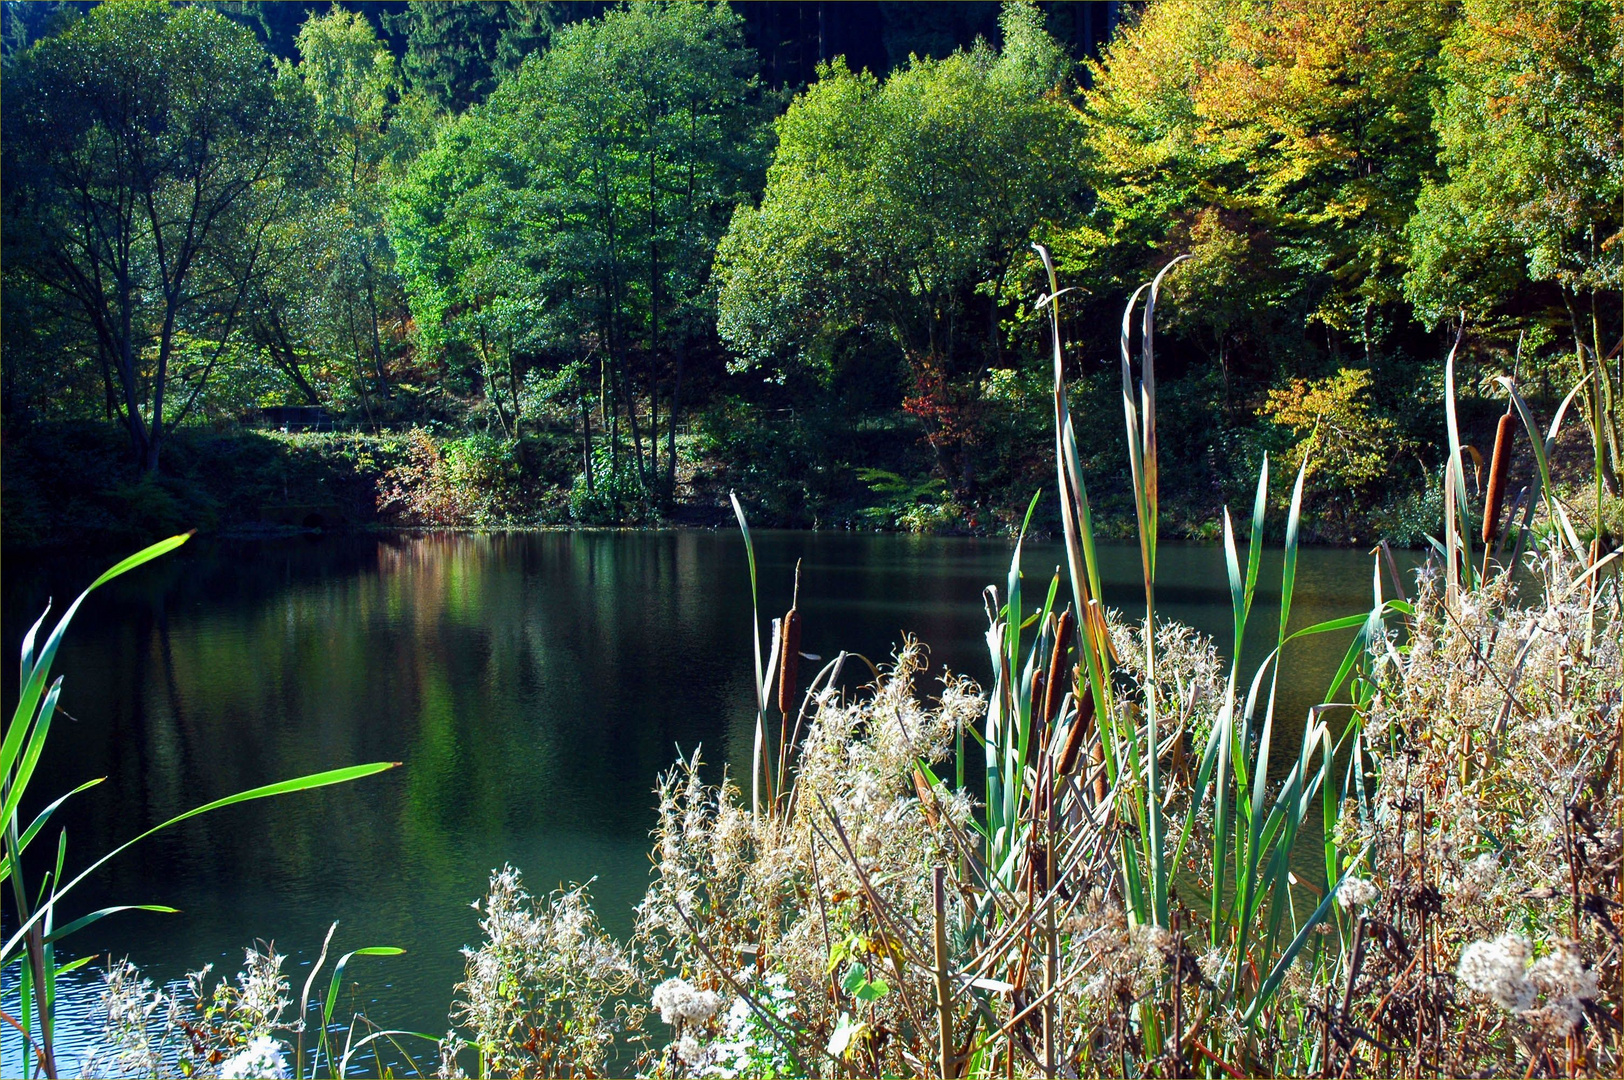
620,353,648,490
117,277,155,472
579,368,595,494
667,335,684,501
508,338,523,443
477,325,513,440
360,249,391,399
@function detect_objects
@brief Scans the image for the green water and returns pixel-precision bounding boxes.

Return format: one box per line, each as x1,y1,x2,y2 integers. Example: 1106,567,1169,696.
0,529,1396,1070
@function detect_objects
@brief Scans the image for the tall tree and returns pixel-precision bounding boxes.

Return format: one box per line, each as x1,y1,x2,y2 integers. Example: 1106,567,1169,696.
0,0,83,55
1072,0,1451,380
391,0,554,113
2,0,303,471
714,1,1084,494
1405,0,1623,492
391,0,769,502
242,6,425,415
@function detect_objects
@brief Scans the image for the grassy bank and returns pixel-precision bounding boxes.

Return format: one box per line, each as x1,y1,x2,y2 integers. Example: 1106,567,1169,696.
0,421,583,553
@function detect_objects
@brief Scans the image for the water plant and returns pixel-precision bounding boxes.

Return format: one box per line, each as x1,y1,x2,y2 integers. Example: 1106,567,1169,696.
591,248,1618,1078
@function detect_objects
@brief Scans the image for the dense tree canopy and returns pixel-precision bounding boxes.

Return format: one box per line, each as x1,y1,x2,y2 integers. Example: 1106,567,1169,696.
1405,0,1623,490
2,0,1618,542
390,0,769,510
241,7,424,414
390,0,553,112
1072,0,1450,378
715,3,1083,493
1058,0,1619,525
2,0,305,470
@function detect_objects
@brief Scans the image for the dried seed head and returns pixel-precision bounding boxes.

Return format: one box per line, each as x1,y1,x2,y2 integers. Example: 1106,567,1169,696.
1042,607,1075,726
1481,410,1515,545
778,606,802,717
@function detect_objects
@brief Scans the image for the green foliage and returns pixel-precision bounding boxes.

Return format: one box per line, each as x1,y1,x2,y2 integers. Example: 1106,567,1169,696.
568,443,652,527
377,428,521,527
854,469,953,533
1073,0,1450,357
716,5,1084,382
1,0,307,471
1406,0,1623,323
390,0,770,498
1404,0,1623,494
0,424,416,551
392,0,554,113
246,7,423,413
714,2,1084,505
3,0,1619,547
1259,367,1404,494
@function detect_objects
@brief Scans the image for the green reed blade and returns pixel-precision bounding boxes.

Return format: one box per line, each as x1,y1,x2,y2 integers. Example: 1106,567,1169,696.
10,780,104,868
1502,376,1591,562
1443,333,1477,591
5,534,191,788
4,762,399,965
42,904,180,945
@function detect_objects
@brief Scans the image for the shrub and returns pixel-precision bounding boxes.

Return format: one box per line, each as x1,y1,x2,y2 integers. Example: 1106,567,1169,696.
1259,367,1404,497
568,443,651,525
376,429,519,526
445,868,639,1078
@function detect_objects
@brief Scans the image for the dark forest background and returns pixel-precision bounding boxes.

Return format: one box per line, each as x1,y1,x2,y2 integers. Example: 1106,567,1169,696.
3,1,1618,550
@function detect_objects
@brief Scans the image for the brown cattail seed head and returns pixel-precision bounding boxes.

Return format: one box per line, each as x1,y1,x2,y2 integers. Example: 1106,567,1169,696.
777,606,802,716
1056,682,1094,777
1482,411,1515,545
1042,608,1075,726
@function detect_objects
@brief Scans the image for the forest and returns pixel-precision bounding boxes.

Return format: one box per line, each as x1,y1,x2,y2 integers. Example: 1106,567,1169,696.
2,0,1619,550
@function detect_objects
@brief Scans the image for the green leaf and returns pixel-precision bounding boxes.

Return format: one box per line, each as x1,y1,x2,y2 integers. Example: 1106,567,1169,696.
853,976,889,1002
5,762,398,965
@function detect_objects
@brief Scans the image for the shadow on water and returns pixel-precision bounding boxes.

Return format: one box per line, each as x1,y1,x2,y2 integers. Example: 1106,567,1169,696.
0,529,1412,1070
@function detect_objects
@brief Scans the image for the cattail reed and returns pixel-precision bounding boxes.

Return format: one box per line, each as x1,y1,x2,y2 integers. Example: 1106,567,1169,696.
1042,608,1075,726
1481,409,1515,545
1056,680,1093,777
777,561,802,716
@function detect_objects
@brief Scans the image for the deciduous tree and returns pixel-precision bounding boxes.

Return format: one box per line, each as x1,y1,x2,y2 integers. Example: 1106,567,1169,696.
714,1,1083,494
1405,0,1623,492
2,0,304,471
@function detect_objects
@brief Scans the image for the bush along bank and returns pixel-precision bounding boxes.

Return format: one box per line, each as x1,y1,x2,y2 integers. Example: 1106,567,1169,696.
58,259,1624,1078
10,408,1613,553
0,421,589,553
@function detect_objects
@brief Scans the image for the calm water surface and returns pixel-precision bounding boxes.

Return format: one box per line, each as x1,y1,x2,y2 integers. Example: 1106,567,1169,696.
1,530,1396,1071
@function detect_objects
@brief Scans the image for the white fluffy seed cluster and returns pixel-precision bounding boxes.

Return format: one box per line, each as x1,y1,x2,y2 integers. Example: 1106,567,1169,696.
1335,876,1379,911
218,1035,290,1079
1457,935,1599,1033
1452,852,1502,904
1529,943,1600,1035
652,976,724,1027
1457,934,1535,1011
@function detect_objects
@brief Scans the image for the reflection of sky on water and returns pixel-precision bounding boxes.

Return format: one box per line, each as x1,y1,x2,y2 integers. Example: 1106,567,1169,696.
1,530,1406,1068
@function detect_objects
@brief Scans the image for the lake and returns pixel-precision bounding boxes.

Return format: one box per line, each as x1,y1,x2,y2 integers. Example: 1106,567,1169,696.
1,529,1395,1071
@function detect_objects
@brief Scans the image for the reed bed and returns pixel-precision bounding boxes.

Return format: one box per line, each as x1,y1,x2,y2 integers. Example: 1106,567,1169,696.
428,251,1619,1078
72,255,1623,1078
